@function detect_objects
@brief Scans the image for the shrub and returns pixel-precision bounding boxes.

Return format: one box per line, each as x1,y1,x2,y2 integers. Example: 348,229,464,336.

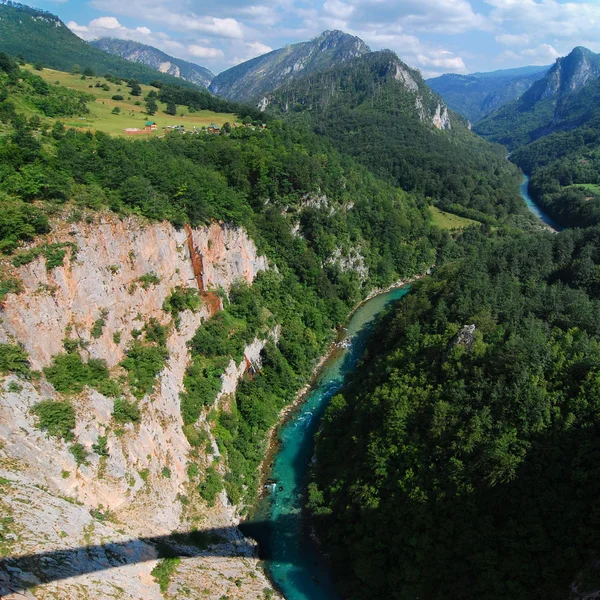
92,435,109,457
0,276,23,302
151,557,180,592
111,107,120,115
137,272,160,290
112,398,140,424
120,342,168,398
161,467,171,478
12,243,76,271
69,442,88,465
111,95,124,101
31,400,75,440
44,353,120,396
0,344,30,376
163,286,201,319
198,466,222,506
91,309,109,339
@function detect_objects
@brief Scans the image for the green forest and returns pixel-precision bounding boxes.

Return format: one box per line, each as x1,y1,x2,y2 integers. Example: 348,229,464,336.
310,227,600,599
267,51,525,226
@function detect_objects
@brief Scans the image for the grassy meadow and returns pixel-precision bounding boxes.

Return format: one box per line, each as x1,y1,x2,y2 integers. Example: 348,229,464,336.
430,206,479,230
22,65,238,136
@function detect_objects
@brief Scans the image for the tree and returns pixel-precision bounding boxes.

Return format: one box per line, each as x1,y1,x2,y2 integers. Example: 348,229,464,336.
83,67,95,77
242,115,253,125
130,83,142,97
165,101,177,116
145,96,158,116
222,122,231,134
71,64,81,75
111,107,121,115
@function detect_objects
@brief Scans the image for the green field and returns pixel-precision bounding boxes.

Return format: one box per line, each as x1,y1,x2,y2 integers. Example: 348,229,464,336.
430,206,479,230
23,65,238,136
568,183,600,196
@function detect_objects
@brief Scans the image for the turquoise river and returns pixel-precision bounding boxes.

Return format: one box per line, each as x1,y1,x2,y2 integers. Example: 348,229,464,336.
240,286,410,600
240,173,553,600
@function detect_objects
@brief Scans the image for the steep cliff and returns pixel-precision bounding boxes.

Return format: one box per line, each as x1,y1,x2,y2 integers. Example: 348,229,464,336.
0,214,280,599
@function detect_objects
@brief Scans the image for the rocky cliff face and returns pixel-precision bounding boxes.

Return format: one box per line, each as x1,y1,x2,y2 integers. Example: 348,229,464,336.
90,38,214,88
0,214,279,600
524,47,600,103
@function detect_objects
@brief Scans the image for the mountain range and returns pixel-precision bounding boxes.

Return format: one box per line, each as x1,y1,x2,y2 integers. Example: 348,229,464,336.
428,64,549,123
476,46,600,149
90,38,214,88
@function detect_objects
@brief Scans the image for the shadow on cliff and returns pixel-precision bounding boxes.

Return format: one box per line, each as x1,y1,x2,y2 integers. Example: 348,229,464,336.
0,519,292,595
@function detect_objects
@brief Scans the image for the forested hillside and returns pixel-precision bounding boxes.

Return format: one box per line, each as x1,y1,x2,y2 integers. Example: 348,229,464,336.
0,2,194,86
310,227,600,600
265,50,524,226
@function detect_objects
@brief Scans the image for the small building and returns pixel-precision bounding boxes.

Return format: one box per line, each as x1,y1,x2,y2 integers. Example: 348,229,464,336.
144,121,157,131
207,123,221,134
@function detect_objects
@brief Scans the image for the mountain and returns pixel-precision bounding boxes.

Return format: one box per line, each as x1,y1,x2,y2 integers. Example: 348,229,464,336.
0,2,192,86
476,47,600,149
262,50,523,225
90,38,214,88
427,65,548,123
208,30,369,101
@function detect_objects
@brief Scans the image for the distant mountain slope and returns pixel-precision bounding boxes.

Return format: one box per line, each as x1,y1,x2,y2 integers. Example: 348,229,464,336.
427,65,548,123
208,30,369,101
0,2,192,86
90,38,214,88
476,47,600,149
263,50,523,225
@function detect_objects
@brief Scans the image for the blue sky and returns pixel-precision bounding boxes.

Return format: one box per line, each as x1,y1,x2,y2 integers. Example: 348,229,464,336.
26,0,600,77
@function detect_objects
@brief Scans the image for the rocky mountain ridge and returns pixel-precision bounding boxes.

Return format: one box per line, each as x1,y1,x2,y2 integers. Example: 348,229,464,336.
208,30,370,101
90,38,214,88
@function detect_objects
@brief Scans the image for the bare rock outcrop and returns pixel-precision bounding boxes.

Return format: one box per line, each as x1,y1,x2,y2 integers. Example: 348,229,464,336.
0,214,279,599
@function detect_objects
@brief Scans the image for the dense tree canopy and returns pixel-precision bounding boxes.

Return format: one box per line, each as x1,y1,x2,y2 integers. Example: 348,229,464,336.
310,227,600,600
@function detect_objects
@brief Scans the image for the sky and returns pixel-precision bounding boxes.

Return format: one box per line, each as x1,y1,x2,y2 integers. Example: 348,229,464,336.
23,0,600,77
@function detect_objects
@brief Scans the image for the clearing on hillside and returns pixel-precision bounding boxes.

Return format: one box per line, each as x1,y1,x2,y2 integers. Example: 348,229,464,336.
430,206,480,230
23,66,238,136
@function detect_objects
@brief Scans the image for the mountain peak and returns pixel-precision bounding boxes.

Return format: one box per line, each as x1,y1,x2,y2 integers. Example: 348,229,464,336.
209,29,370,101
525,45,600,102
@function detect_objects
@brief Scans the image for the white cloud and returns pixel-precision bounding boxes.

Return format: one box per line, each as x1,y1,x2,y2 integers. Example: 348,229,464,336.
89,0,245,38
188,45,224,59
500,43,560,66
322,0,489,35
323,0,354,20
67,17,156,41
495,33,530,46
487,0,600,39
521,43,560,63
228,41,274,65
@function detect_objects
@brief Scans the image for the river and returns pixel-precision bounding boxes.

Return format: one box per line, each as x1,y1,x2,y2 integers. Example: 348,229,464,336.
241,174,555,600
240,286,410,600
520,174,563,232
